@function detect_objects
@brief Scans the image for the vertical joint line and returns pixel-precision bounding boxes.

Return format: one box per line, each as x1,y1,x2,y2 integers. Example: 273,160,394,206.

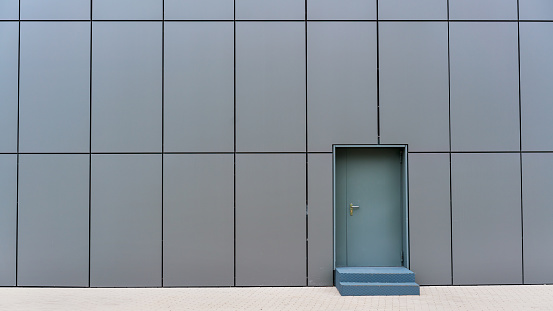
16,0,21,286
233,0,237,287
161,0,165,288
517,0,524,285
305,0,309,286
447,0,454,286
376,0,380,145
88,0,93,288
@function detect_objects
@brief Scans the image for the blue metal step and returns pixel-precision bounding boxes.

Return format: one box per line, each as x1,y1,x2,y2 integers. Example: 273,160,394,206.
335,267,420,296
336,267,415,283
336,281,420,296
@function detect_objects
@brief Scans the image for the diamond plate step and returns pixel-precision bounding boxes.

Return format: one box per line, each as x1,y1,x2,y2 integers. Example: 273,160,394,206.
335,267,415,283
336,282,420,296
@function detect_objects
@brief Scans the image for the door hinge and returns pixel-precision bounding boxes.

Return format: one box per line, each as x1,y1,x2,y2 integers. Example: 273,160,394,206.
401,251,404,265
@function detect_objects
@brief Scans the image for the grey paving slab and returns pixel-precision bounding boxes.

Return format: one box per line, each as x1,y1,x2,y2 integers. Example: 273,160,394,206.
0,285,552,311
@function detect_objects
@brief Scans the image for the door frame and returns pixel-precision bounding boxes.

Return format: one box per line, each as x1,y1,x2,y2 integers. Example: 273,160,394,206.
333,144,410,269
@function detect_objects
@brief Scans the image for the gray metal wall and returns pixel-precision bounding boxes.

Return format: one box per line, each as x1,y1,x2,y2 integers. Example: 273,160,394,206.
0,0,552,287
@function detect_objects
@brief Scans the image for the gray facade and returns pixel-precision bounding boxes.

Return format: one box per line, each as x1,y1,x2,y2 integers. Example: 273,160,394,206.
0,0,552,287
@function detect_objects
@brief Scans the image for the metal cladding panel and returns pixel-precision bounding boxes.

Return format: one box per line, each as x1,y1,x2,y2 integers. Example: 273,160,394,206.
0,155,16,286
307,0,376,20
0,0,19,19
163,154,234,286
20,0,90,20
235,22,305,152
235,0,304,20
378,0,447,20
520,23,553,151
19,22,90,153
449,0,518,20
522,153,553,284
307,153,333,286
164,22,234,152
307,22,377,152
90,154,162,287
379,22,449,152
408,153,451,285
92,0,162,20
450,22,520,152
0,22,18,153
91,22,162,153
451,153,522,285
164,0,234,20
235,154,306,286
520,0,553,20
17,155,89,286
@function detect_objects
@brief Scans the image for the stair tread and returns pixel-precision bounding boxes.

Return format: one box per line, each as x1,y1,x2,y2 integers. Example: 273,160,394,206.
340,282,419,286
336,267,413,274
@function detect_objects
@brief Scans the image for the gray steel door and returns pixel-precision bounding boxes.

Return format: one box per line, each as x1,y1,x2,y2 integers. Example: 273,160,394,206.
336,148,403,267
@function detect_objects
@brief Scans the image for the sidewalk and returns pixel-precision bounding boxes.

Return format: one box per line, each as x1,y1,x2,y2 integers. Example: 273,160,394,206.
0,285,551,311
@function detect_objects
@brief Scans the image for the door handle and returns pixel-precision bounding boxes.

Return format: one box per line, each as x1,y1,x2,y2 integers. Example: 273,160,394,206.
349,203,359,216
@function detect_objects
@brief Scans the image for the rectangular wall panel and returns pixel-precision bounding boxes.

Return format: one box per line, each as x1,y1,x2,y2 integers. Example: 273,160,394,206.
0,22,18,153
236,22,305,152
307,0,376,20
92,0,162,20
378,0,447,20
164,0,234,20
520,0,553,20
0,155,16,286
307,22,377,152
307,153,333,286
236,154,306,286
451,153,522,285
163,154,234,286
450,22,519,152
0,0,19,19
236,0,304,20
17,155,89,286
449,0,518,20
408,153,451,285
522,153,553,284
19,22,90,153
20,0,90,20
92,22,162,152
520,23,553,151
379,22,449,152
164,22,234,152
90,155,161,287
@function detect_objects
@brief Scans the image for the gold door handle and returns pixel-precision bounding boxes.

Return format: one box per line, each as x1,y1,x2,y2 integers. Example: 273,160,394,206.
349,203,359,216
